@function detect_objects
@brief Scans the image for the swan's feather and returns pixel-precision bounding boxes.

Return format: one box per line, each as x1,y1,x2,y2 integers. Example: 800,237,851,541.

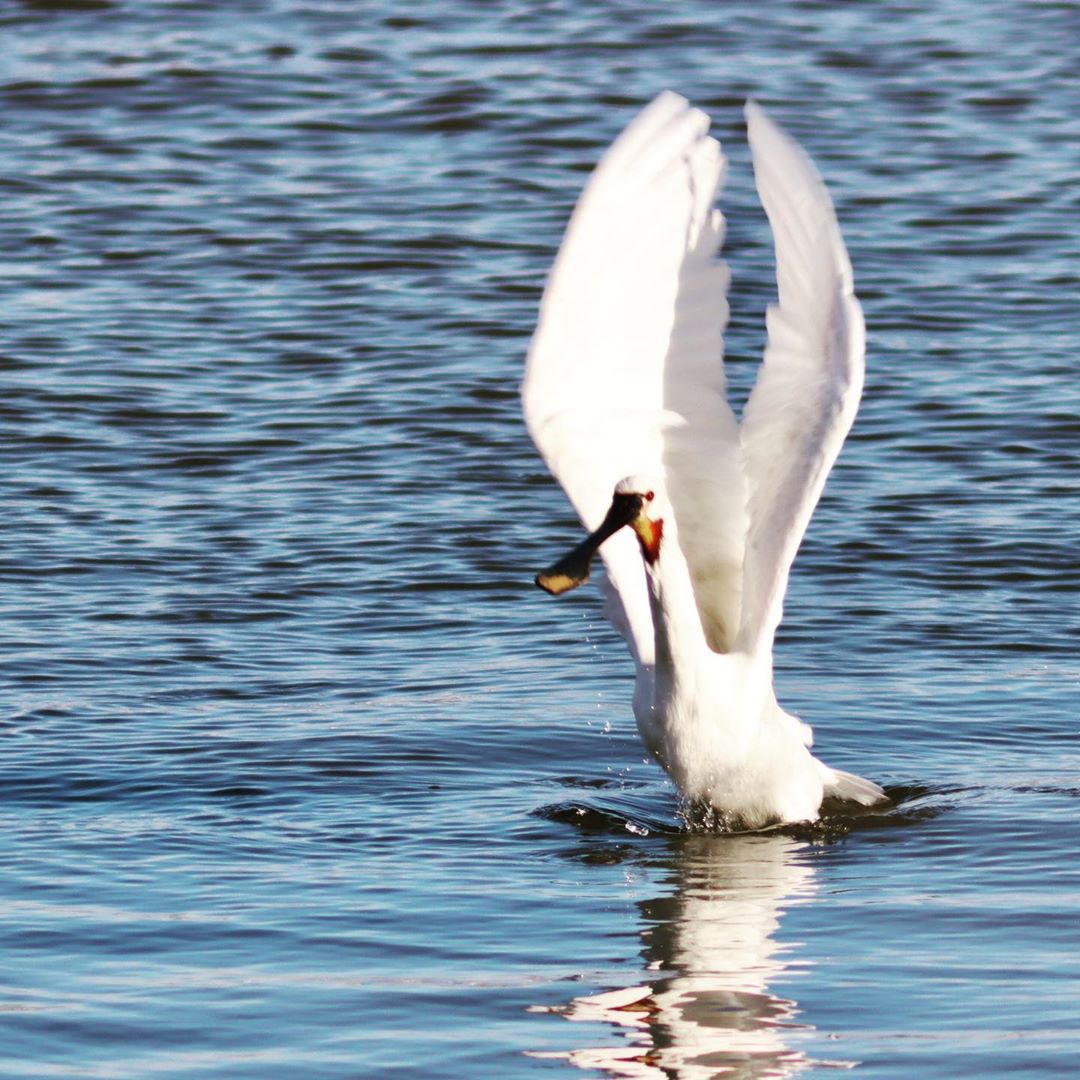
736,100,865,656
523,92,743,662
524,94,864,670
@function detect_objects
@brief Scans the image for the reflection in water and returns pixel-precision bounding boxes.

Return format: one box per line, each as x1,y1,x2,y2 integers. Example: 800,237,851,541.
534,835,845,1078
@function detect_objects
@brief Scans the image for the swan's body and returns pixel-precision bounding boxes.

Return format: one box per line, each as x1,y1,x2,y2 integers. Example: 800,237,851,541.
524,93,885,828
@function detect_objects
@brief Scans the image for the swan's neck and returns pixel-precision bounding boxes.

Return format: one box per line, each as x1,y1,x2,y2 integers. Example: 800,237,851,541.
643,530,708,679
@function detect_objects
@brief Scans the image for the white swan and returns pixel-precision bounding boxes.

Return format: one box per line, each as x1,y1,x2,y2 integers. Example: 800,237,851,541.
524,93,886,828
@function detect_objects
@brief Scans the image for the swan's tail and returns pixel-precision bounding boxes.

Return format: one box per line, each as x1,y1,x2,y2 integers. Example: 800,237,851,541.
822,766,887,807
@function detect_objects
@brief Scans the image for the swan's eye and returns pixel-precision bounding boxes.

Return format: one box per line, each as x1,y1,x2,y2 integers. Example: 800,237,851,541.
645,490,655,502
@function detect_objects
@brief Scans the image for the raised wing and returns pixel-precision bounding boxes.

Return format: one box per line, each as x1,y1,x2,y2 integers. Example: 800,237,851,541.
737,101,866,657
523,93,742,663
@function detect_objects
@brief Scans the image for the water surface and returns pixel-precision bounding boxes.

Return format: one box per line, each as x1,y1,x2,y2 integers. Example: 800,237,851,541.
0,1,1077,1077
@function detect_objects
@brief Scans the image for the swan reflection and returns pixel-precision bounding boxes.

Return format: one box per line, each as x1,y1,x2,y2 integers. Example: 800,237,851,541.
535,833,837,1078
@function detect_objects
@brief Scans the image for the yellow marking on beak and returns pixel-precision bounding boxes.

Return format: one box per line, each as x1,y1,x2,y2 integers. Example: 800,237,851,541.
535,570,586,595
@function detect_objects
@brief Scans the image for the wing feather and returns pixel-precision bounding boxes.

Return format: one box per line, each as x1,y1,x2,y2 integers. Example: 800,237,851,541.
737,101,866,657
523,93,741,663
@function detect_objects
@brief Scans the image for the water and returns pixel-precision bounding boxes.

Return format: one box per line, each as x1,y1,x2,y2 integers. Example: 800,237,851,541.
0,1,1077,1076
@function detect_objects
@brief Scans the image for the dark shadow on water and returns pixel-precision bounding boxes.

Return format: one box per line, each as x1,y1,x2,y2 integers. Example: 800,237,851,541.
784,782,951,841
16,0,113,9
534,782,953,845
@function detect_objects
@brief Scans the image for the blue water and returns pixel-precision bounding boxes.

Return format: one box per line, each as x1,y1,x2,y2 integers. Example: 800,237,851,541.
0,1,1077,1077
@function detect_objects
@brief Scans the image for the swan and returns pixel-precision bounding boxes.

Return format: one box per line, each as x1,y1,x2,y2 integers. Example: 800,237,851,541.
524,92,886,828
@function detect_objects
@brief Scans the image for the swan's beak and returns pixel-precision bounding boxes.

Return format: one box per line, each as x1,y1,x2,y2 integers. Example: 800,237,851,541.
535,493,643,595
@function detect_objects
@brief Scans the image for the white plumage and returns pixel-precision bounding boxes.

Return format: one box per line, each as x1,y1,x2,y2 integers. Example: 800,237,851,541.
525,93,885,828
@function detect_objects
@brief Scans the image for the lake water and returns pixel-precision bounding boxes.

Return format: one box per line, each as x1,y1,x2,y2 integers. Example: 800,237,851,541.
0,1,1077,1077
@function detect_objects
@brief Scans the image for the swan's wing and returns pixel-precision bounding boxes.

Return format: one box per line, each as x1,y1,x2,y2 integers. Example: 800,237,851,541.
736,101,866,657
524,92,742,663
659,162,746,655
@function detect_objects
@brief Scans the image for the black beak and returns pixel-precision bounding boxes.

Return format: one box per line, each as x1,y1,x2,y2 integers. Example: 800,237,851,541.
535,493,643,595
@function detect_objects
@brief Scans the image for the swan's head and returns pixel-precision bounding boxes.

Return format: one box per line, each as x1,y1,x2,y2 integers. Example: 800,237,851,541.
613,475,666,565
535,475,666,596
